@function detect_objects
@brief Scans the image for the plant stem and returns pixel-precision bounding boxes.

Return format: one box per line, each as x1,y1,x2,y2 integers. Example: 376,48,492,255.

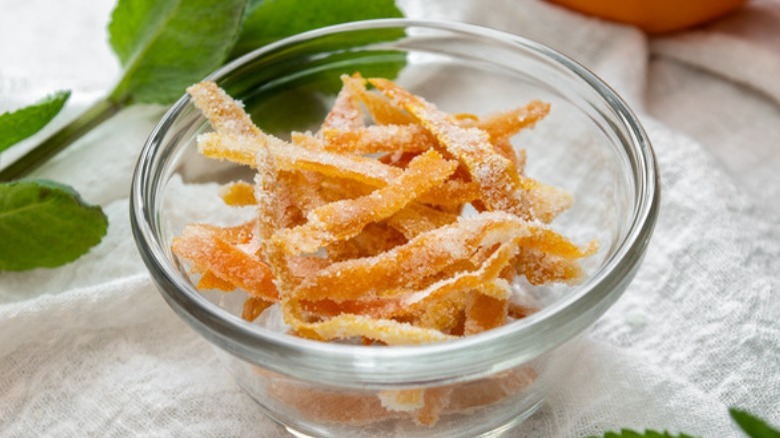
0,97,126,182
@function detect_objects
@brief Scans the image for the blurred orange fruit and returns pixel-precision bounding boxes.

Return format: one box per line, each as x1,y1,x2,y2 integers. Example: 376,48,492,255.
548,0,747,33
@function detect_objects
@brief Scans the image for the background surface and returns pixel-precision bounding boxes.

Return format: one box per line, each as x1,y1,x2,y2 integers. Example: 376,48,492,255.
1,1,779,436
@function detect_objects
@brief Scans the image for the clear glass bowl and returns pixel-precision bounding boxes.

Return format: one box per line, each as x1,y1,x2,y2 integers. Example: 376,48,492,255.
131,19,659,438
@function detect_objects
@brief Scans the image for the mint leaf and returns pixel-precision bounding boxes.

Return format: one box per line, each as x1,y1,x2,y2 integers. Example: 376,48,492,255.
248,88,328,136
244,49,407,135
0,180,107,271
730,409,780,438
108,0,248,104
231,0,403,59
0,91,70,153
588,429,698,438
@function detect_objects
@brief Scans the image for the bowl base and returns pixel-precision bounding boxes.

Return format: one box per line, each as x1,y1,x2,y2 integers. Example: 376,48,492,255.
278,400,544,438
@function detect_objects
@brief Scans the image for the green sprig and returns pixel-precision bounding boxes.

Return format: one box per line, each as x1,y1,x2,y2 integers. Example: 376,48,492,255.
0,0,405,270
590,408,779,438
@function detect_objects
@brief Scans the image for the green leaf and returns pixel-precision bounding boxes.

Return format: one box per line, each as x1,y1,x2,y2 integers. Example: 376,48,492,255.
244,49,406,135
248,88,328,137
0,180,107,271
107,0,248,104
247,0,264,12
0,90,70,153
587,429,698,438
231,0,403,59
730,409,780,438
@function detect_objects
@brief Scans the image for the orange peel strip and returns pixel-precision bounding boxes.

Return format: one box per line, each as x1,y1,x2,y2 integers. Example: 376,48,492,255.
468,103,570,222
474,100,551,142
187,81,258,137
281,171,327,216
189,82,303,295
198,221,255,246
402,240,518,308
273,150,457,254
492,138,524,172
288,133,405,185
342,222,408,257
319,124,434,154
320,76,364,131
526,180,574,224
172,224,279,301
242,297,274,322
197,131,259,167
456,101,548,172
421,178,480,208
510,229,595,285
370,78,533,220
290,134,479,208
298,242,516,322
415,291,467,334
197,270,235,291
290,212,530,303
343,73,415,125
255,146,305,296
324,222,406,262
201,131,429,202
408,275,512,334
475,278,514,300
187,82,296,204
220,181,256,206
379,151,419,168
519,227,593,259
515,249,584,285
386,203,458,239
288,312,457,345
298,297,406,320
464,292,508,336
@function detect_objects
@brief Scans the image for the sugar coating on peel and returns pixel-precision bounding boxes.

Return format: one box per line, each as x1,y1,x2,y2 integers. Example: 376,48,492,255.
287,312,457,345
288,212,564,303
288,133,403,185
320,124,435,154
274,150,457,254
172,224,278,301
401,239,519,308
464,292,509,335
386,203,458,239
320,76,364,132
344,73,415,125
197,270,235,291
187,81,258,136
370,78,536,221
283,229,523,328
171,75,596,428
292,132,479,208
474,100,551,143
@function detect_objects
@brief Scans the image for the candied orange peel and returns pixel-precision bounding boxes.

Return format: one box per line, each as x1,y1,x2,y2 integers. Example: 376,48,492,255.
178,73,592,337
173,74,595,426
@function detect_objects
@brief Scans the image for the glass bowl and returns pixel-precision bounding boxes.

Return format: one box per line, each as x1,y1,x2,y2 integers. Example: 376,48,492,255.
130,19,659,438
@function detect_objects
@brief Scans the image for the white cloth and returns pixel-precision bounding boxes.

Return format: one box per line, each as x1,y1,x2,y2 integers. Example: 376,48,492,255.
1,0,779,436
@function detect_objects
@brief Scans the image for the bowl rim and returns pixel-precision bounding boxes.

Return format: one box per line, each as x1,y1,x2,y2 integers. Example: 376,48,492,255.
130,18,660,386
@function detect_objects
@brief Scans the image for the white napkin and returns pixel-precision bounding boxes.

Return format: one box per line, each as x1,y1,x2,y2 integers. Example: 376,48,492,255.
1,0,779,436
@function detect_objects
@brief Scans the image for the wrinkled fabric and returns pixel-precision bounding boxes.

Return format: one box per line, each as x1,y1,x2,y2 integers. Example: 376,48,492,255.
1,0,779,436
